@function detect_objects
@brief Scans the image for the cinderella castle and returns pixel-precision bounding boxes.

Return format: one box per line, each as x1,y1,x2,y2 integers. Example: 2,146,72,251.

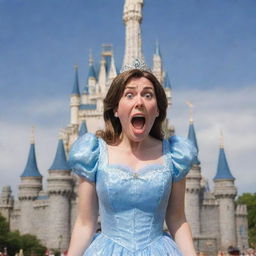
0,0,249,255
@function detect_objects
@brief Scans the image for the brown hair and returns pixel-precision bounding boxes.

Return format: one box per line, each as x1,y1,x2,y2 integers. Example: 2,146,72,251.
96,69,168,144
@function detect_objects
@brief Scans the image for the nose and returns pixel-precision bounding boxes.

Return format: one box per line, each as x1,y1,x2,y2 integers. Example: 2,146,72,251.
135,95,144,108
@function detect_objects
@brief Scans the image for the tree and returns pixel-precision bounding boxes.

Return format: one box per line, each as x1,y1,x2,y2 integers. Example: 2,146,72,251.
236,193,256,248
0,214,46,256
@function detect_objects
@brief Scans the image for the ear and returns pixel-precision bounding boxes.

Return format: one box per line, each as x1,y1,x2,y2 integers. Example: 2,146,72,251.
113,107,118,117
156,108,159,117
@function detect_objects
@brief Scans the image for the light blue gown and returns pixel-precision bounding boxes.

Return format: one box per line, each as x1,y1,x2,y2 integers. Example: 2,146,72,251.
68,133,197,256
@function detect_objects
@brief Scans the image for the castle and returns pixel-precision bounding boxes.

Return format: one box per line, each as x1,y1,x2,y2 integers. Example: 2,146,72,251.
0,0,249,255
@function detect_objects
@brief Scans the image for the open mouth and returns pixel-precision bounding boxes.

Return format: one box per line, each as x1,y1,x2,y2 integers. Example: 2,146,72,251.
131,116,145,129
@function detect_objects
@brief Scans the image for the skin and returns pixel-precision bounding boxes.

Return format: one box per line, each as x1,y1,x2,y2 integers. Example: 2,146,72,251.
68,77,197,256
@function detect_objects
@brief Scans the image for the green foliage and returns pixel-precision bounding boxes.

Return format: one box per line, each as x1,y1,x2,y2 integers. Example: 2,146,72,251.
0,214,46,256
236,193,256,248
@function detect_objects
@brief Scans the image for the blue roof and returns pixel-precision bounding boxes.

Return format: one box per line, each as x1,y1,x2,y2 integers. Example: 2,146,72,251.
213,148,235,181
79,121,88,137
21,143,42,177
82,84,89,95
79,104,97,110
48,139,70,171
155,40,161,57
188,122,200,165
88,63,97,79
164,73,172,89
71,67,80,95
104,55,111,75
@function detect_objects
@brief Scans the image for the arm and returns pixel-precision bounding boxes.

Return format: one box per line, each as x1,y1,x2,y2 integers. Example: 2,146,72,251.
67,178,99,256
165,178,197,256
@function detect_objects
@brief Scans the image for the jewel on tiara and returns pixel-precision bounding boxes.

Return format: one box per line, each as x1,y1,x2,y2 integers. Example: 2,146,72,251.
120,58,151,73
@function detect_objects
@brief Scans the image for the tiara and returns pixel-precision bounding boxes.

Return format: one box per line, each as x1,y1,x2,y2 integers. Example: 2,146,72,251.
120,58,151,73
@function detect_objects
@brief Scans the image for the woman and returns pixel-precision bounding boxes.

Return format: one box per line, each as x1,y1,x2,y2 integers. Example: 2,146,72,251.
68,64,197,256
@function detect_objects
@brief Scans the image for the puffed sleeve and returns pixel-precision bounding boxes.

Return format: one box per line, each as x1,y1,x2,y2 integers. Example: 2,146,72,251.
167,136,197,182
68,133,99,183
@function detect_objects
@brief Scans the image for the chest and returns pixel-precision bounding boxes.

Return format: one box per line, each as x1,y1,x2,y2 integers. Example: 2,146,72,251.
107,145,164,171
96,163,173,213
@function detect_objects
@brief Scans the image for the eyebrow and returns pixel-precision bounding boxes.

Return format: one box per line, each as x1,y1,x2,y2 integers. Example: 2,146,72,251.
125,86,154,90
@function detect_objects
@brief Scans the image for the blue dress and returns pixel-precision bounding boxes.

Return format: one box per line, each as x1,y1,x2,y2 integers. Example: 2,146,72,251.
68,133,197,256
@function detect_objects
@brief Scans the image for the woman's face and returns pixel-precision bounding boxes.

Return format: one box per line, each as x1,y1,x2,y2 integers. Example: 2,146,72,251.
116,77,159,142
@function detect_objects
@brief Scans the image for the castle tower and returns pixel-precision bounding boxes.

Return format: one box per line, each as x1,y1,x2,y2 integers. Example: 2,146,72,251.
108,52,117,85
163,72,172,107
152,40,163,84
18,131,42,234
236,204,249,250
87,53,97,95
213,134,237,250
79,120,88,137
185,105,202,237
47,138,73,250
123,0,144,67
70,65,81,125
98,57,107,94
0,186,14,223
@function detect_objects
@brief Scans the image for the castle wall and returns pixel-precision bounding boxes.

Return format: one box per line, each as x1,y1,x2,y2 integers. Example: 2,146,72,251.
200,204,220,244
236,205,249,251
33,200,49,245
19,200,36,234
9,201,20,231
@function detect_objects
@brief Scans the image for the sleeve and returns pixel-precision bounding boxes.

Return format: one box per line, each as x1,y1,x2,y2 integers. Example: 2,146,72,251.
68,133,99,183
168,135,197,182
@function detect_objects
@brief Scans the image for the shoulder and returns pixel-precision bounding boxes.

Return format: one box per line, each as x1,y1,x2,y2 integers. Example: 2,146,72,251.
165,135,197,182
68,133,100,183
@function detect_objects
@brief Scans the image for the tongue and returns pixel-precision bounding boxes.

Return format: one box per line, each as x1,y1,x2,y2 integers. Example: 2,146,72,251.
132,117,145,129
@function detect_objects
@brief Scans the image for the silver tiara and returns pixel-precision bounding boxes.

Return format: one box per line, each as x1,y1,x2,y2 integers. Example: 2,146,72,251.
120,58,151,73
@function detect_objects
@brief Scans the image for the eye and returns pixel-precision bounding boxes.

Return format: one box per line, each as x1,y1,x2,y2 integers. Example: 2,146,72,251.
144,92,153,99
125,92,134,99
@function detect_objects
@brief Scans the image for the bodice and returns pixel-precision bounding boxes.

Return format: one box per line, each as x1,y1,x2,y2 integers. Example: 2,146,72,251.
96,139,172,251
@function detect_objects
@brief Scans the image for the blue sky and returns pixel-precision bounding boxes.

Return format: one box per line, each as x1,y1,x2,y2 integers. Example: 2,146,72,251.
0,0,256,196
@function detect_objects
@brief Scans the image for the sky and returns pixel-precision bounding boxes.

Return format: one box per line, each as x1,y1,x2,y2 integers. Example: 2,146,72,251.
0,0,256,197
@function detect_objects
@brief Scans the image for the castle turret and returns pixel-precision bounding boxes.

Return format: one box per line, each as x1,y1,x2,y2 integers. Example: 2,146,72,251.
108,53,117,85
0,186,14,223
152,40,163,84
70,65,81,126
87,54,97,95
98,57,107,94
213,133,237,250
185,109,202,237
79,120,88,137
18,131,42,234
123,0,144,67
47,138,73,250
164,72,172,107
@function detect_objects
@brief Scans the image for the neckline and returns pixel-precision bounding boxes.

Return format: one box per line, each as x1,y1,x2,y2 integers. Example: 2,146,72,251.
99,138,168,174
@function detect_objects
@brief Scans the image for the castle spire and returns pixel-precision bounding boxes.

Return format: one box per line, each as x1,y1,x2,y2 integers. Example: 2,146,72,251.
71,65,80,95
213,133,235,181
87,52,96,80
122,0,145,67
20,129,42,177
164,72,172,89
154,40,161,57
186,103,200,165
79,120,88,137
48,139,70,171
